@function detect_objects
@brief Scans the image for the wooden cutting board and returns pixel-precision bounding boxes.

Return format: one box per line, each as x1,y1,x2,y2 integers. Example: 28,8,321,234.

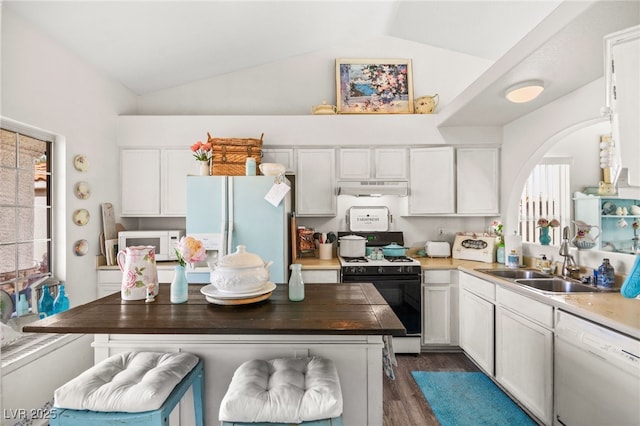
101,202,116,240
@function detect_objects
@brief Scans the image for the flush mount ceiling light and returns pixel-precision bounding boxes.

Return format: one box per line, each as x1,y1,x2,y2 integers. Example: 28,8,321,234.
505,80,545,103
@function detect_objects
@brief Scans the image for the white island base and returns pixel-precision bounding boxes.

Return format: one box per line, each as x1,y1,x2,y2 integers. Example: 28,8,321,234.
92,333,384,426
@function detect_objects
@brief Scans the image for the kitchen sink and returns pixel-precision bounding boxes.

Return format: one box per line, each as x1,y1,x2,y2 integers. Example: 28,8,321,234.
514,278,611,293
477,269,550,279
477,269,618,294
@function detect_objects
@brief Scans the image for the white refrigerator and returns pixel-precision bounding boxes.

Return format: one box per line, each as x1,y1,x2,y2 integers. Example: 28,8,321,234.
186,176,292,284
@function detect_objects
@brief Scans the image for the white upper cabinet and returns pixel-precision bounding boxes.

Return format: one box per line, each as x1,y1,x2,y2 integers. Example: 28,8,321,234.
262,148,295,173
605,26,639,186
338,148,407,180
121,149,161,216
456,147,500,215
409,147,455,215
121,148,194,216
296,148,336,216
338,149,371,180
374,148,407,179
161,149,196,216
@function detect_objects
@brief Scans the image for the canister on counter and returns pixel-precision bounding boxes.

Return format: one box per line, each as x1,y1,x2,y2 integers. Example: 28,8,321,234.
506,249,520,268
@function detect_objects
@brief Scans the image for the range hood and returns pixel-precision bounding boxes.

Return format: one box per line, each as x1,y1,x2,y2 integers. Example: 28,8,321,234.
337,180,409,197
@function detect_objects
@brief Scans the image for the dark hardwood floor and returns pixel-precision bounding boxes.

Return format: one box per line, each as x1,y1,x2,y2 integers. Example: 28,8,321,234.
383,351,480,426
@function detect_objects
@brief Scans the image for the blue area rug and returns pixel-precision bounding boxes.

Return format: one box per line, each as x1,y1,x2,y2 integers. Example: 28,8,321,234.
412,371,536,426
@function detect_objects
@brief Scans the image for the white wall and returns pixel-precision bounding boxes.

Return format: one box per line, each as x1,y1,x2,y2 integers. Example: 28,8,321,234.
138,36,492,115
1,9,138,305
545,119,609,197
502,78,637,275
502,78,605,235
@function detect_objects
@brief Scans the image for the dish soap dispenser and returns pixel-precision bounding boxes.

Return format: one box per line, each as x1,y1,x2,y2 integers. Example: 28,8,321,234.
289,263,304,301
53,284,70,313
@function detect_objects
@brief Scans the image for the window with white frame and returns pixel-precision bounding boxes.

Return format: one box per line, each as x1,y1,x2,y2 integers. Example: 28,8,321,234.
519,159,571,245
0,127,52,319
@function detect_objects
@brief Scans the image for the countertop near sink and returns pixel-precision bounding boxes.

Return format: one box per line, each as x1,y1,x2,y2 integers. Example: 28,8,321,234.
259,255,640,339
461,265,640,340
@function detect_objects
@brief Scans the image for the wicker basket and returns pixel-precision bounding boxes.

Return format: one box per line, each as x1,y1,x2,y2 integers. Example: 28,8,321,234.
207,132,264,176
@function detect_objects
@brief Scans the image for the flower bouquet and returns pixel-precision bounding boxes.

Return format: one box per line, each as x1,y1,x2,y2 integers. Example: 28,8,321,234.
491,220,504,245
537,218,559,245
191,141,213,175
191,141,213,162
175,236,207,267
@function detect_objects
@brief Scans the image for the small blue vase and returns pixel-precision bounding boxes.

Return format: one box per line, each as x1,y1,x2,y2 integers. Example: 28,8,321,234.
539,227,551,245
170,265,188,304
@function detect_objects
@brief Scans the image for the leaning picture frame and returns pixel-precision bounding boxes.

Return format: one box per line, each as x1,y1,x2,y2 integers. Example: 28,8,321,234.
336,58,414,114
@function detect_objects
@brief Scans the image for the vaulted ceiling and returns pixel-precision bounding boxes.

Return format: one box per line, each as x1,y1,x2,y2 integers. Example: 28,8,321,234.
4,1,638,126
4,1,561,95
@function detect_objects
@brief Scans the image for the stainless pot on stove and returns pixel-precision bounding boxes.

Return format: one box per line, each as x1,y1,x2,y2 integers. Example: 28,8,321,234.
339,234,366,257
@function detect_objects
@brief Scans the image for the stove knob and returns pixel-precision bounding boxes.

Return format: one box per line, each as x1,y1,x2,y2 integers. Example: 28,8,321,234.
377,267,384,274
358,266,366,274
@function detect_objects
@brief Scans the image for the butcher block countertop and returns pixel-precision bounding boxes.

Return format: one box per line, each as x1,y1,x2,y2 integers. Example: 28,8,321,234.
23,283,406,337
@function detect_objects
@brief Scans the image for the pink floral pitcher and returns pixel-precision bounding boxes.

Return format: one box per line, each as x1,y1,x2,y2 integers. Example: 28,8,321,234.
117,245,159,300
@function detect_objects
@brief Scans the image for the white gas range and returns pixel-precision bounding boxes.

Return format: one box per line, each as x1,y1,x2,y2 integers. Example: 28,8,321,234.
338,231,422,354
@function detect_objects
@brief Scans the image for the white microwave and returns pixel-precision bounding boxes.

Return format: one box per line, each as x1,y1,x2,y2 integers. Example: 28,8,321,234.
118,230,185,261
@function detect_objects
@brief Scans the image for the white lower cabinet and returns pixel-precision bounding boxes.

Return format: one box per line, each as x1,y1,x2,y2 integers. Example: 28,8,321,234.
458,272,495,375
422,270,458,346
300,269,340,284
496,287,553,425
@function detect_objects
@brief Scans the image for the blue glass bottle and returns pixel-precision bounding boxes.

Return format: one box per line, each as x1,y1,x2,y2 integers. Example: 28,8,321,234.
288,264,304,301
16,294,29,316
53,284,70,313
597,258,615,289
38,284,54,317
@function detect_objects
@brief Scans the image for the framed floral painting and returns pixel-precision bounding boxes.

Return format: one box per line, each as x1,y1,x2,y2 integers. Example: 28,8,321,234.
336,58,414,114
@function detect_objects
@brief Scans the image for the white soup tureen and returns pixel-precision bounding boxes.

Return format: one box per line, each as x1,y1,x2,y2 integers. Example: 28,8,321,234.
209,245,272,294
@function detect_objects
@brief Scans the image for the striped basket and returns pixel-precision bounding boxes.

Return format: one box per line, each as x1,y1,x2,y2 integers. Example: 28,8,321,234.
207,132,264,176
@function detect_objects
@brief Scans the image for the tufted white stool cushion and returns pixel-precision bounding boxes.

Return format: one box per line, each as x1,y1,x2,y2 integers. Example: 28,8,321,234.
54,352,199,413
219,357,343,423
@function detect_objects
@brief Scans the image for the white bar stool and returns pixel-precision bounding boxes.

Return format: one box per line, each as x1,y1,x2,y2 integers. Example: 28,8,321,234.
219,357,343,426
50,351,204,426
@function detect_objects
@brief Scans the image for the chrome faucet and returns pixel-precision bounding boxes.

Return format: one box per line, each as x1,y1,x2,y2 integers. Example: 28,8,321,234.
559,226,580,279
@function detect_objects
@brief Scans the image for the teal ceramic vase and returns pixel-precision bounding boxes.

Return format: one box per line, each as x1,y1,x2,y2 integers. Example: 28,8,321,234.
539,227,551,245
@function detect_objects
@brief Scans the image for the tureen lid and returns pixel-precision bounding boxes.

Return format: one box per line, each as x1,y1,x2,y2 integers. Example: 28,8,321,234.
383,242,405,249
218,245,264,268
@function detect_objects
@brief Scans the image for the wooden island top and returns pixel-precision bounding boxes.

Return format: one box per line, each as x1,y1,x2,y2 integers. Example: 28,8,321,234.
23,283,406,337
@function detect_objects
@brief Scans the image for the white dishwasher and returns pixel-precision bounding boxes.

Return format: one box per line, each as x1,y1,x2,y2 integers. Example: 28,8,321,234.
555,310,640,426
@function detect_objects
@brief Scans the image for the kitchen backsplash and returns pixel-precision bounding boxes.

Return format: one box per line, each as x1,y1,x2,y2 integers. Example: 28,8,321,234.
297,195,491,248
